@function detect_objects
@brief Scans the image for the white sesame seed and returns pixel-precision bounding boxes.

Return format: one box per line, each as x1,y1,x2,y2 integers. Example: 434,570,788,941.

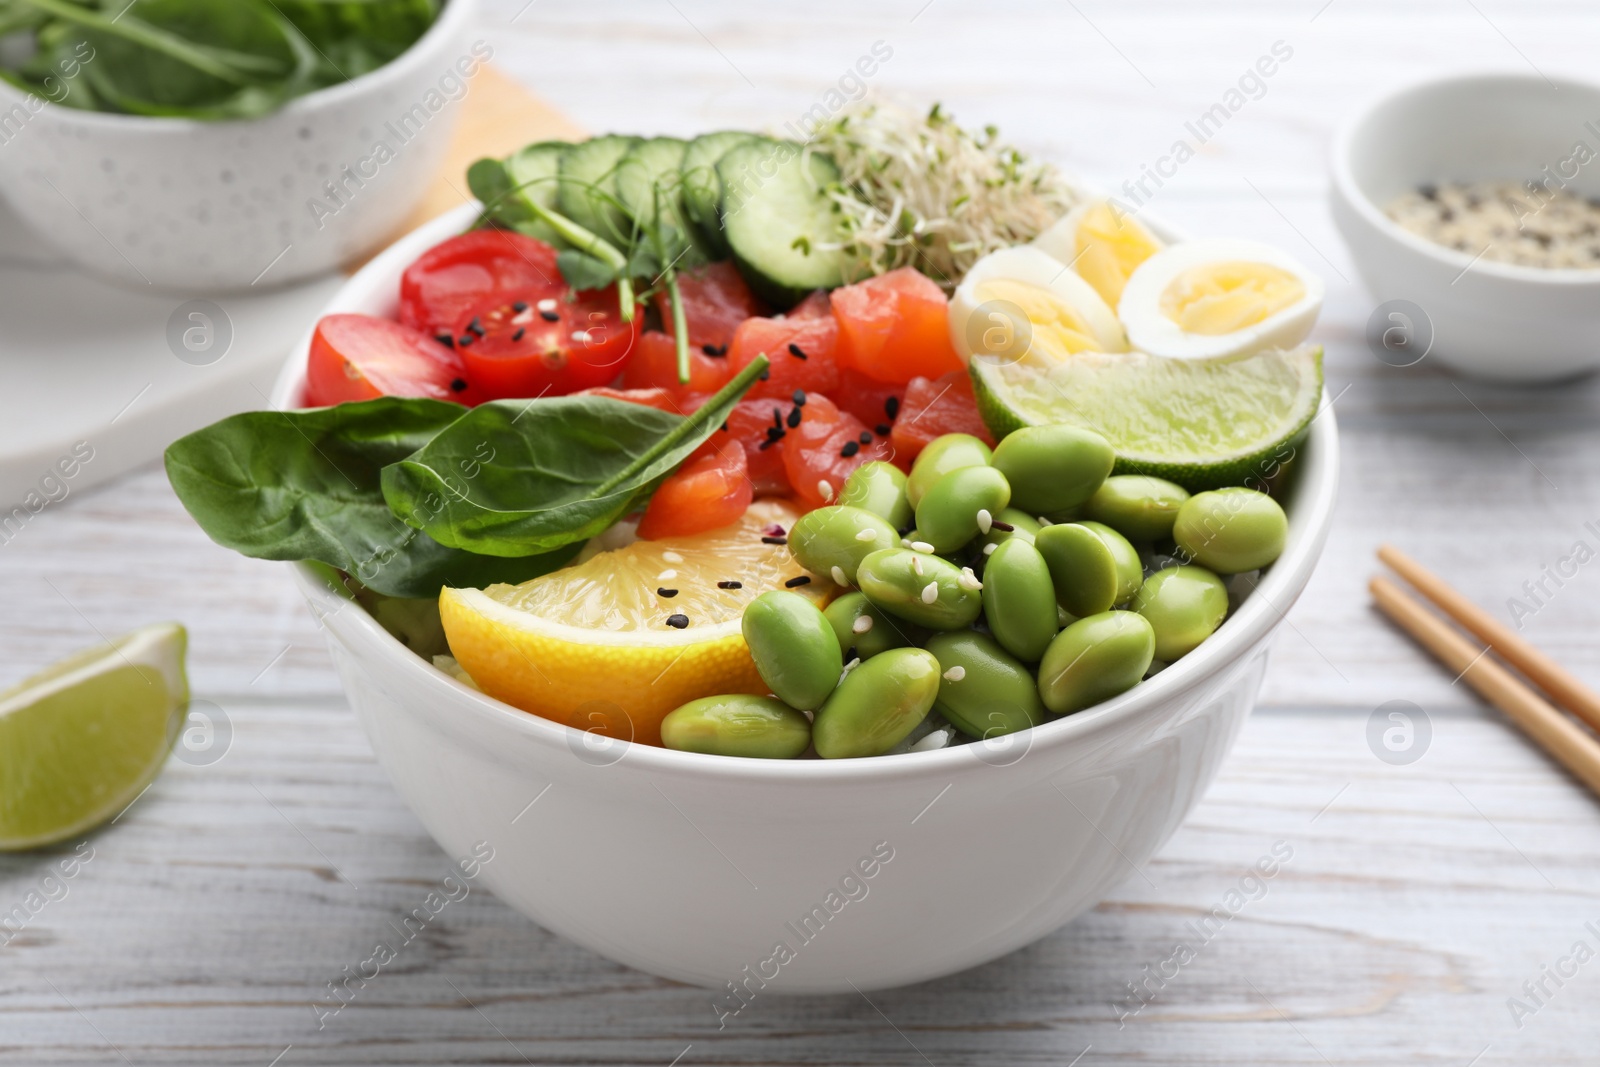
852,614,874,634
921,581,939,604
1037,516,1052,527
658,569,677,580
982,543,998,556
911,540,935,554
910,727,953,752
855,528,879,542
831,565,848,586
911,554,924,577
818,479,834,502
838,657,861,684
536,298,558,312
942,665,966,682
662,551,684,563
958,567,983,591
571,330,590,344
900,538,914,549
976,508,992,534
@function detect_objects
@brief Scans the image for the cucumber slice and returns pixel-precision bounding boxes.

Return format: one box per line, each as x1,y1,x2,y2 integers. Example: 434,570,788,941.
717,140,851,307
501,141,570,246
558,134,641,245
616,136,689,228
681,130,758,256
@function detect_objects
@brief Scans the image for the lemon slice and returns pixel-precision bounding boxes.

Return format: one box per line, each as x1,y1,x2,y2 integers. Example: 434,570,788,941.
0,623,188,851
440,500,834,746
971,344,1323,490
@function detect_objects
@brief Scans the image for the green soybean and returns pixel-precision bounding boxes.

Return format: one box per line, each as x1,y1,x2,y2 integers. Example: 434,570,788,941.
789,505,901,587
856,547,983,630
906,433,992,508
813,648,941,758
839,461,914,530
924,631,1046,739
980,538,1058,662
661,695,812,759
823,591,924,661
1034,520,1143,618
990,424,1115,515
1132,565,1229,661
741,591,842,710
1086,475,1191,542
915,465,1012,554
1037,611,1155,715
1172,488,1288,574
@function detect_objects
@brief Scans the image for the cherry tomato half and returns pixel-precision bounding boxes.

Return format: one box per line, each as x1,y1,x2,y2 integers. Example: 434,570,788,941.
399,229,561,339
455,288,640,400
304,313,470,406
637,441,752,539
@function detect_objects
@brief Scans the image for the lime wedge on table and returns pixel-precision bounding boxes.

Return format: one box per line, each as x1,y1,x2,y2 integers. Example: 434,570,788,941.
0,623,188,851
971,344,1323,490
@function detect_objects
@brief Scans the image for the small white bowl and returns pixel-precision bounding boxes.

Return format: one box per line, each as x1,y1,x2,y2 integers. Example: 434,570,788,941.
1331,71,1600,382
0,0,479,292
270,205,1340,992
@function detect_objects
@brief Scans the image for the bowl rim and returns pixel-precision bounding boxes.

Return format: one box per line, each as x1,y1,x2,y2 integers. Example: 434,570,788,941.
280,202,1341,784
0,0,478,132
1331,69,1600,287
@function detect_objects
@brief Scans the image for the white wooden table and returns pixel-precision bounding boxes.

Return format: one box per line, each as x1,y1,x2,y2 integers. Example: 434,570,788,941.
6,1,1600,1062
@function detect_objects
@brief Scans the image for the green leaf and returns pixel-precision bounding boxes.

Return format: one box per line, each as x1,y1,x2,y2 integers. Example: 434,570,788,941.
557,249,619,291
382,356,770,557
164,398,576,598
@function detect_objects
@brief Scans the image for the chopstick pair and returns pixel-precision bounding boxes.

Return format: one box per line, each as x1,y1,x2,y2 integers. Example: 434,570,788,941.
1371,545,1600,797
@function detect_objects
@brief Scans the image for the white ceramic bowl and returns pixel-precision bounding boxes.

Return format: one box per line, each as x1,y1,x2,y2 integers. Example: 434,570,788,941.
0,0,480,292
270,204,1340,993
1331,71,1600,382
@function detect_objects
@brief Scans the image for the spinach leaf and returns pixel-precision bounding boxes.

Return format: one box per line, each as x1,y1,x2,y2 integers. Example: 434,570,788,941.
382,355,768,557
164,398,576,598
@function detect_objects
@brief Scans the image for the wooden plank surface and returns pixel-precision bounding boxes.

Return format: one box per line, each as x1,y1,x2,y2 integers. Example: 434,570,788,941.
5,0,1600,1062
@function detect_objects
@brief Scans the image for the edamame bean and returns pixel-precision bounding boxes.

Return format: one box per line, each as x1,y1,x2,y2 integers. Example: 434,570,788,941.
823,591,924,661
1037,611,1155,715
856,547,984,630
990,425,1115,515
978,507,1042,555
789,505,901,586
981,538,1058,662
906,433,992,507
924,631,1046,739
1172,487,1287,574
1132,565,1228,661
661,695,812,759
813,648,941,758
914,465,1012,554
1034,521,1143,618
839,461,914,530
1086,475,1191,542
741,591,842,710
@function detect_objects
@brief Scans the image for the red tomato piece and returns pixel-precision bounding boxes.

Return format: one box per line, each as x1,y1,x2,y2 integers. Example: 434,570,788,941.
781,394,894,511
727,305,840,401
637,441,752,539
620,330,738,397
831,267,962,385
834,368,905,437
456,288,641,400
399,230,561,338
652,261,768,348
304,313,470,406
890,371,995,465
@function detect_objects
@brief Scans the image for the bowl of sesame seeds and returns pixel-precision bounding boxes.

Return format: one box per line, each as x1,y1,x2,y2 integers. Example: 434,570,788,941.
1331,71,1600,382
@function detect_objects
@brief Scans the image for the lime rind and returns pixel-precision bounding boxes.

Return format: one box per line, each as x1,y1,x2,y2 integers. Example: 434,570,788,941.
971,345,1324,491
0,623,188,851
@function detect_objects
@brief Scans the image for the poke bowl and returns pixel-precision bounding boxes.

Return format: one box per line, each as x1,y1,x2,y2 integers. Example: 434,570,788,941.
179,109,1340,991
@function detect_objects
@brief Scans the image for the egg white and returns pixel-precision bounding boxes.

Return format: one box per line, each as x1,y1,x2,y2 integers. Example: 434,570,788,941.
949,246,1128,365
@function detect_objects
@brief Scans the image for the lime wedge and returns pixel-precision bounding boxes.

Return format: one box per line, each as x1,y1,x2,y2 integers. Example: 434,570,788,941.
970,345,1323,490
0,623,188,851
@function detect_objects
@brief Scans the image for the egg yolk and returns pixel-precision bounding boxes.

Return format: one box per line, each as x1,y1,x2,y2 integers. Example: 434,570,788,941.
1074,201,1162,308
1159,262,1305,335
975,278,1103,357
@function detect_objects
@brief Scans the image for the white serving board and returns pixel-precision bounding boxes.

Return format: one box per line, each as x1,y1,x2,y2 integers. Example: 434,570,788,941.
0,198,343,506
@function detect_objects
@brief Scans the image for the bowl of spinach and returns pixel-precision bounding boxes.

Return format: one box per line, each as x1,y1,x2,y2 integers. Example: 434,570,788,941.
0,0,483,290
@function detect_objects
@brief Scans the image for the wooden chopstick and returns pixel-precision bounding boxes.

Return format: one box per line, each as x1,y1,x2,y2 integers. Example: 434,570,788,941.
1378,543,1600,733
1370,574,1600,796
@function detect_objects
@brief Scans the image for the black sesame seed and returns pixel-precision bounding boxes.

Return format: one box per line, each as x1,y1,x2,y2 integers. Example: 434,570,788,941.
766,426,786,441
436,332,455,348
885,396,900,419
717,580,742,589
721,421,729,432
512,327,525,342
457,334,474,347
758,368,770,381
657,587,679,598
701,343,718,356
665,613,689,629
467,318,485,337
773,408,783,429
786,406,802,428
792,389,807,405
990,520,1015,532
512,301,529,312
762,535,788,545
757,438,777,450
540,309,560,322
858,431,872,444
875,423,891,435
844,646,857,661
450,378,468,392
841,441,860,458
787,343,807,359
785,575,812,588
